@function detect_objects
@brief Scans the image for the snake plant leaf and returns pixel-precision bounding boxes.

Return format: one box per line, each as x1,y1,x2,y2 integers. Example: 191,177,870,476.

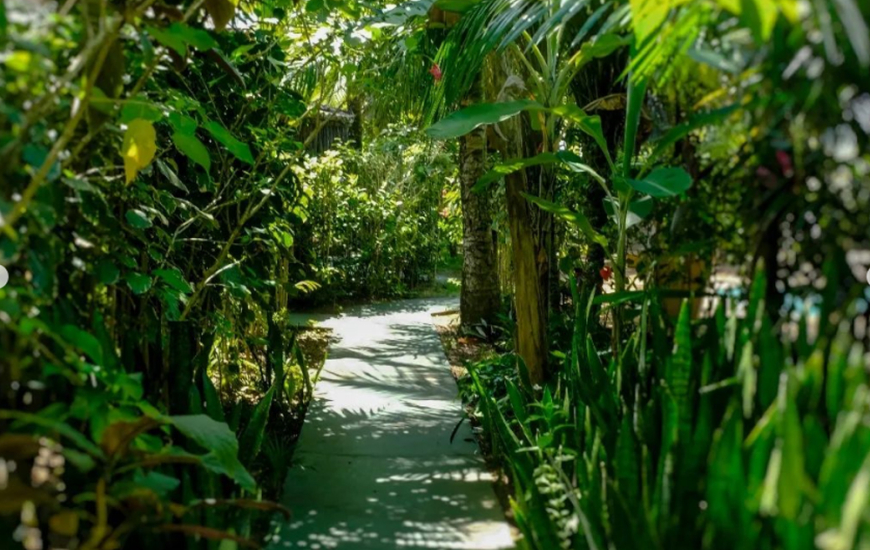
615,413,639,505
200,365,224,423
817,455,870,550
667,301,693,444
238,371,283,467
777,371,805,520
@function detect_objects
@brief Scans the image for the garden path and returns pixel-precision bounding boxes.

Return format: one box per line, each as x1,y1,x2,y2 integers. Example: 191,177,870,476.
270,297,515,550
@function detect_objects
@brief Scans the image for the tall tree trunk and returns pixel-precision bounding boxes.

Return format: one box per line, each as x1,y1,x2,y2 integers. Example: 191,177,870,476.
459,78,500,329
504,167,547,385
492,61,548,385
522,123,559,316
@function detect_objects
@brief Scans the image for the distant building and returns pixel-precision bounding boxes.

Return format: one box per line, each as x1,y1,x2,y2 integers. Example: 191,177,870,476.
301,107,357,154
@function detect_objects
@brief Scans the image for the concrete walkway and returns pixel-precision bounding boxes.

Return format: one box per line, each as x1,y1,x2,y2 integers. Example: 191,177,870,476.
270,297,514,550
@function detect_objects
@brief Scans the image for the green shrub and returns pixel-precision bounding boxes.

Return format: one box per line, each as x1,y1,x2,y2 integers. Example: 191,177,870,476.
470,269,870,550
293,127,459,302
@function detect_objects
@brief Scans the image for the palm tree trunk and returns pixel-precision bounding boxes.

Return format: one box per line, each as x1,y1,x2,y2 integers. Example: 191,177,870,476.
504,167,547,385
490,55,548,385
459,77,500,328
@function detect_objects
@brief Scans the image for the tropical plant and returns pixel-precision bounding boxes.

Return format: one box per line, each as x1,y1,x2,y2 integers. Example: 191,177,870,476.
469,268,870,549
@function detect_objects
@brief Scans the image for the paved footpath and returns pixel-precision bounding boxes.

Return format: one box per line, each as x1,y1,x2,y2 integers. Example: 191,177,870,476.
269,297,515,550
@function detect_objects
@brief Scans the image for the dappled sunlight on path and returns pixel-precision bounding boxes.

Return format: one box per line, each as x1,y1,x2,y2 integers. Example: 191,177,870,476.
269,298,514,550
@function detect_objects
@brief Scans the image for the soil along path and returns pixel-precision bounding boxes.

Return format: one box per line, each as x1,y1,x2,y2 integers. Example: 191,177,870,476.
271,297,514,550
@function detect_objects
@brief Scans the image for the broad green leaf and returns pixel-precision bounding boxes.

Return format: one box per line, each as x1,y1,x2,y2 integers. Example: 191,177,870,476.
168,22,217,51
627,167,692,197
475,153,560,190
577,33,631,63
426,100,544,140
154,267,193,294
169,112,198,135
60,325,103,365
172,132,211,172
95,261,120,285
204,121,254,164
131,471,180,498
603,196,653,228
147,26,186,56
125,209,152,229
630,0,669,42
551,106,613,169
169,415,255,491
125,272,152,295
121,119,157,184
557,150,607,182
121,101,163,123
475,150,604,191
148,23,216,55
522,193,608,248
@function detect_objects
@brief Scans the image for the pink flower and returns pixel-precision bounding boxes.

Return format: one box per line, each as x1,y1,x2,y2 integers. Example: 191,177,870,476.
429,63,442,82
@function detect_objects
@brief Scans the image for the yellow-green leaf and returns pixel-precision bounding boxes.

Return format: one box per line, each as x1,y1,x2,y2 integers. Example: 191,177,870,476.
122,119,157,184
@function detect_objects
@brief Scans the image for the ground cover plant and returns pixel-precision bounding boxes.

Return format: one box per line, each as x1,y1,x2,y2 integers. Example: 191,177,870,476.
1,0,869,549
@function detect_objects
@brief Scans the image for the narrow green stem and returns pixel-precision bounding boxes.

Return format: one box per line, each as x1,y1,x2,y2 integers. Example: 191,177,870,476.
613,196,630,355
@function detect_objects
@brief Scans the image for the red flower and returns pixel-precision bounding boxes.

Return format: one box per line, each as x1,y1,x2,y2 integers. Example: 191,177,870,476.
429,63,442,82
600,266,612,281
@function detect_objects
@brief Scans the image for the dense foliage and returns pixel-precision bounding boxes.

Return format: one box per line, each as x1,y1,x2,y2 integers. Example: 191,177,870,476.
295,128,458,302
2,0,870,549
428,0,870,548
